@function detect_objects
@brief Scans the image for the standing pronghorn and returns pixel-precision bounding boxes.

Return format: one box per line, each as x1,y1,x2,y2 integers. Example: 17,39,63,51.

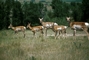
52,23,67,39
39,18,58,36
66,17,89,39
8,24,26,38
27,23,44,38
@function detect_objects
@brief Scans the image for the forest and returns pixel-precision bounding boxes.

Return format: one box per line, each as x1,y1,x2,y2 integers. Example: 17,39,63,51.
0,0,89,30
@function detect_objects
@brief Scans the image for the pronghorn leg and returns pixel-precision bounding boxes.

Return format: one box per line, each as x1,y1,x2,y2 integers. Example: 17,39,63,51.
40,30,44,37
33,32,36,38
15,31,17,34
42,30,44,37
40,30,44,40
44,28,47,36
62,30,65,39
64,29,67,39
82,27,89,40
73,29,76,36
15,31,18,37
58,31,61,39
55,31,57,39
23,31,25,38
45,28,47,36
61,30,65,39
73,29,76,40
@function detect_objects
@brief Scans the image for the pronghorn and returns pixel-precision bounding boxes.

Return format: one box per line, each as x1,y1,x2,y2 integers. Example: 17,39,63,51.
52,23,67,39
39,18,58,36
27,23,44,38
66,17,89,39
8,24,26,38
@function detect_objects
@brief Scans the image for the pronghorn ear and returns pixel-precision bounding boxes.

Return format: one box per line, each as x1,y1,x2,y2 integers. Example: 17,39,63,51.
66,17,69,19
29,23,31,25
10,23,12,26
39,18,40,20
28,22,31,24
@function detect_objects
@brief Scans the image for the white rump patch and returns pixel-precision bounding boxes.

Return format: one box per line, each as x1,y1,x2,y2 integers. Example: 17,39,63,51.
46,24,49,27
24,27,26,29
64,26,67,29
85,22,89,27
54,23,58,26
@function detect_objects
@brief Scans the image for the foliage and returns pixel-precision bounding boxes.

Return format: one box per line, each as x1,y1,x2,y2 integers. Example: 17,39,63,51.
22,2,44,26
0,2,5,29
0,29,89,60
0,0,87,30
12,1,24,26
51,0,70,17
82,0,89,22
70,2,82,21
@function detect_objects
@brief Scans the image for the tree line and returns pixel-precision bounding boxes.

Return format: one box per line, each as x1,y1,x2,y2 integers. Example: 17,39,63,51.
0,0,89,30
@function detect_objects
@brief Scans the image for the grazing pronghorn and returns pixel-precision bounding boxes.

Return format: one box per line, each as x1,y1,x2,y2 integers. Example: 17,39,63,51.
27,23,44,38
52,23,67,39
39,18,58,36
66,17,89,39
8,24,26,38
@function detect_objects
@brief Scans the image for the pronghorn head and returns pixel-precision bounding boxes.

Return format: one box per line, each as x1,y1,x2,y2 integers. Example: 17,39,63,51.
8,24,13,28
27,23,31,28
66,17,71,22
39,18,43,23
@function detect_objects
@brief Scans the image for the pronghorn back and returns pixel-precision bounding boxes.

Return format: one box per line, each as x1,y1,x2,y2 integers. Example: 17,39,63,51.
15,26,26,31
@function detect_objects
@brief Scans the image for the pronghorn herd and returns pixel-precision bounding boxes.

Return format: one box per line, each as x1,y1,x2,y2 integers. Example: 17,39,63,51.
8,17,89,40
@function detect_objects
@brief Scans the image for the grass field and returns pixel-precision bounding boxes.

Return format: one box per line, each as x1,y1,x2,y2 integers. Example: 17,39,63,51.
0,28,89,60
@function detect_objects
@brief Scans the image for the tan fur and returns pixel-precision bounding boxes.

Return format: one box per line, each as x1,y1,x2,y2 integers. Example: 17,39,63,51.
52,24,67,39
66,17,89,39
27,23,44,37
39,18,58,36
8,24,26,38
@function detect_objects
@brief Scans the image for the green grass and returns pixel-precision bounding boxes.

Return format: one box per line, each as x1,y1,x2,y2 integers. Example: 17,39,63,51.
0,28,89,60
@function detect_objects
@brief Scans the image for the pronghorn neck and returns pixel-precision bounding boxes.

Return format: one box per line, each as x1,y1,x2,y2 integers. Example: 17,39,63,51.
11,26,15,30
40,20,44,25
66,17,74,26
52,26,56,32
28,25,33,30
52,24,57,32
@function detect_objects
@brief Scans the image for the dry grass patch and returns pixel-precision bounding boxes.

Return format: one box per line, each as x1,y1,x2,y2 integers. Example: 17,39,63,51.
0,29,89,60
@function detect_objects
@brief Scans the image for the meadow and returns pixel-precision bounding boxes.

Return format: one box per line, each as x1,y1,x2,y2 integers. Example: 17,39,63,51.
0,28,89,60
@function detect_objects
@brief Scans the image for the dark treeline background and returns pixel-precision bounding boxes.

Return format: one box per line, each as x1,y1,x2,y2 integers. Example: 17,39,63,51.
0,0,89,30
